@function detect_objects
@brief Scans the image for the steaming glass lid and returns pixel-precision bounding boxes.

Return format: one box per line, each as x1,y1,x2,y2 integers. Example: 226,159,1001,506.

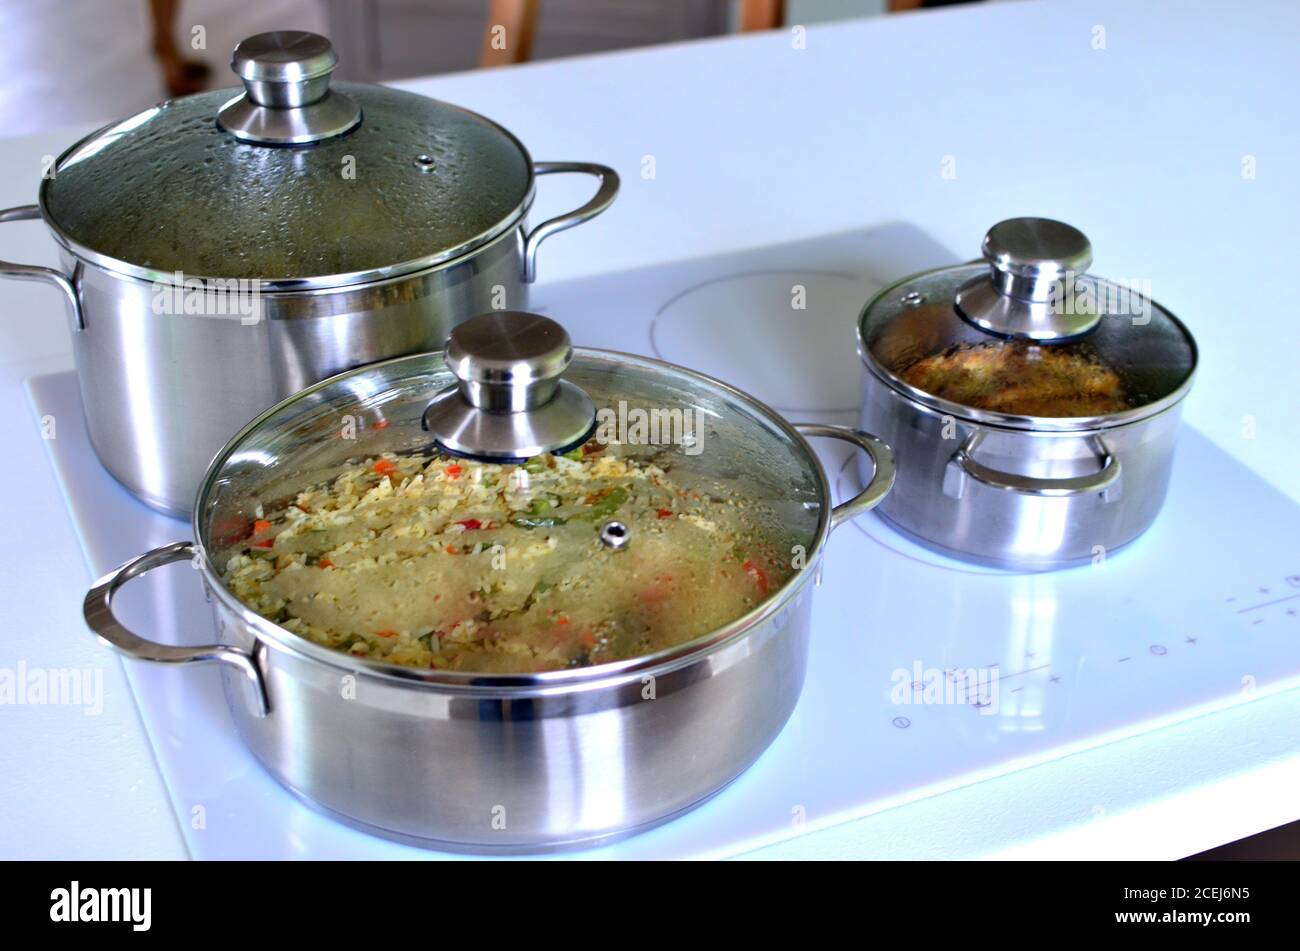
198,313,830,676
40,32,532,287
858,218,1197,427
202,313,828,547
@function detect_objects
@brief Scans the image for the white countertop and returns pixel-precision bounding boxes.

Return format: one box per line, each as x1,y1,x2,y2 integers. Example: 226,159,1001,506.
1,0,1297,859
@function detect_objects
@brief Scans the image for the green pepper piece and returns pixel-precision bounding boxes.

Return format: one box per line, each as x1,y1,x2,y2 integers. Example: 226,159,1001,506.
510,496,567,529
580,485,628,521
510,515,565,529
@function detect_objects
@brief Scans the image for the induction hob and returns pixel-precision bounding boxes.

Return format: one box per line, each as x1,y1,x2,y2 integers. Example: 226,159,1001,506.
27,225,1300,859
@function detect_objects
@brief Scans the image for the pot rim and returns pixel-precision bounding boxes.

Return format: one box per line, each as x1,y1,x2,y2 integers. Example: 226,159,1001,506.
856,267,1199,433
192,347,834,692
46,220,527,300
36,100,540,292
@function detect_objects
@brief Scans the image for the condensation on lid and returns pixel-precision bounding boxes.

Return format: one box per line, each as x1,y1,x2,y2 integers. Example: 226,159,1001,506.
40,83,532,284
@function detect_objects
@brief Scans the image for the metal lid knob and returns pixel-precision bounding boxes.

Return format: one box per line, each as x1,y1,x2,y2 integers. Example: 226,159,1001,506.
447,312,573,411
954,217,1100,340
423,312,597,462
233,31,338,106
217,32,361,146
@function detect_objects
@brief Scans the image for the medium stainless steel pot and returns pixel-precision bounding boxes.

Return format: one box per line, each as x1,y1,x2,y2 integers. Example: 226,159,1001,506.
856,218,1197,570
83,315,895,852
0,32,617,518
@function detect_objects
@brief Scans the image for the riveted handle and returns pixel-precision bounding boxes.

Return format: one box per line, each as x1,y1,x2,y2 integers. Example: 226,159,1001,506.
944,432,1122,500
523,162,619,283
0,205,84,332
794,423,896,533
83,542,269,718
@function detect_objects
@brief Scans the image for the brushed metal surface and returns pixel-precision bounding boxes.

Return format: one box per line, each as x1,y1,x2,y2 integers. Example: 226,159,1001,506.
216,574,815,852
67,230,525,516
857,375,1185,570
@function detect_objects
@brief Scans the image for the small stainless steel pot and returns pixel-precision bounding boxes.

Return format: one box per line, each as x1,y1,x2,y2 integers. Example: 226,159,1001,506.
856,219,1197,570
83,341,895,852
0,32,617,517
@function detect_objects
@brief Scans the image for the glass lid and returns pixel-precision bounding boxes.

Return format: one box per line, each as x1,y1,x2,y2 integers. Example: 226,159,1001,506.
198,313,826,679
39,32,532,286
858,218,1197,427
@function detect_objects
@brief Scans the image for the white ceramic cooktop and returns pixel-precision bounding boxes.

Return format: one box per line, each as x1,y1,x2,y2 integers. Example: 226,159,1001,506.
27,225,1300,858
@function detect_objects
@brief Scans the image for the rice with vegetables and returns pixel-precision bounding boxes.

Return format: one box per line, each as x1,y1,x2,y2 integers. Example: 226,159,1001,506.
222,445,793,673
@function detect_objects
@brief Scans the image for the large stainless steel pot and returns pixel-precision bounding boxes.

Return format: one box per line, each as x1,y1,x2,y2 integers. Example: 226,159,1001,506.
856,218,1197,571
83,314,895,852
0,32,617,518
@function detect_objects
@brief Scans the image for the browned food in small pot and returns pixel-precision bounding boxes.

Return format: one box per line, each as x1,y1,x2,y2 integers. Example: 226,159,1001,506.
900,342,1129,417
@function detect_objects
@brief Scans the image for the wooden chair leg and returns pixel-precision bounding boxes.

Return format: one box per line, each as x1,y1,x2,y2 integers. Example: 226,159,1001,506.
739,0,785,32
481,0,540,67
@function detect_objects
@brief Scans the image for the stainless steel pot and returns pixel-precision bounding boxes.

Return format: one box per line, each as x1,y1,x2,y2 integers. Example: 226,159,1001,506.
0,32,617,518
856,218,1197,570
83,318,895,852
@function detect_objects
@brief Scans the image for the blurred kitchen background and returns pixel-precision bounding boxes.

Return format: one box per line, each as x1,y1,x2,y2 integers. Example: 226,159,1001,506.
0,0,975,137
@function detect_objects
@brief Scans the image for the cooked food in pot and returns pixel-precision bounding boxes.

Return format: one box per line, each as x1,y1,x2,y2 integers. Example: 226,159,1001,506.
900,341,1128,417
222,447,793,673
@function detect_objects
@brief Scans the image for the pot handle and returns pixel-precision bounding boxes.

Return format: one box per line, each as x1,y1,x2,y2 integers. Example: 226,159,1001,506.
523,162,620,283
794,423,897,533
83,541,269,718
945,432,1122,500
0,205,85,332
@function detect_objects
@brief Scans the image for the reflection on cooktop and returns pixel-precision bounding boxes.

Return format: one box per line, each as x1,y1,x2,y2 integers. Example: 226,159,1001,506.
649,269,879,414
